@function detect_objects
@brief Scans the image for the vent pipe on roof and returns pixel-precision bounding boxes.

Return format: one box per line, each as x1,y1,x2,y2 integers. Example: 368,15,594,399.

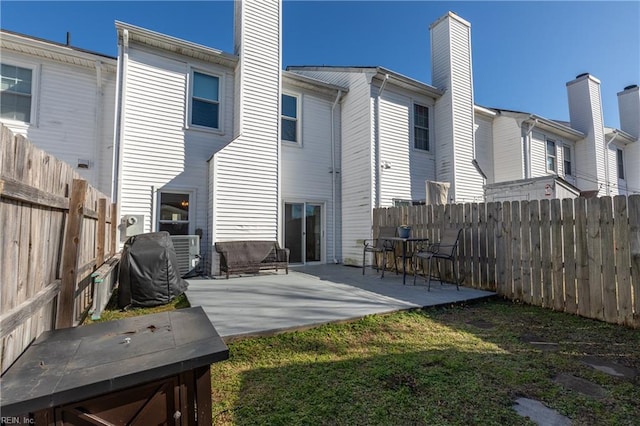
576,72,589,79
66,32,71,46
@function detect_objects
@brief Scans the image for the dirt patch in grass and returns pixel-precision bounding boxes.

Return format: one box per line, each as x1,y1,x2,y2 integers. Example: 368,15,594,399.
210,299,640,425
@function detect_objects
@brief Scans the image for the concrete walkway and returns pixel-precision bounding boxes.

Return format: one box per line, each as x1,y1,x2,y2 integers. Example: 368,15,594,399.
186,264,495,340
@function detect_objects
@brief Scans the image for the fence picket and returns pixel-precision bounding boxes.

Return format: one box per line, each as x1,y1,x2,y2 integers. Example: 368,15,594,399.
575,198,590,316
613,196,632,325
520,201,531,303
551,199,564,311
586,197,604,320
529,200,542,306
600,197,617,323
511,201,522,301
370,192,636,328
1,125,116,371
562,198,577,315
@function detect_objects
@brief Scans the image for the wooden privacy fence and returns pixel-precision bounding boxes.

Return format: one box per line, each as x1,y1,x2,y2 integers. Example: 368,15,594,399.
0,125,119,373
373,195,640,328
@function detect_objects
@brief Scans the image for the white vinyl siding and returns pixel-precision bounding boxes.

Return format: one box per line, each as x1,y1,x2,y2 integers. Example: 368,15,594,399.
379,88,436,207
474,114,494,183
0,50,116,195
567,76,607,194
212,1,281,245
431,13,482,202
281,87,340,261
492,116,524,182
119,45,234,256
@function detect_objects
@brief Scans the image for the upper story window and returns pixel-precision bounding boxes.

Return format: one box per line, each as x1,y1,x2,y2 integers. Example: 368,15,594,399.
281,94,298,143
617,148,625,179
1,63,33,123
191,71,219,129
413,104,429,151
546,139,556,173
563,145,572,176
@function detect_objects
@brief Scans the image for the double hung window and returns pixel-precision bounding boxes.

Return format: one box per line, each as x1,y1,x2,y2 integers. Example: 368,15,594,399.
1,63,33,123
546,139,557,173
191,71,219,129
617,149,625,180
563,145,572,176
413,104,429,151
281,94,298,143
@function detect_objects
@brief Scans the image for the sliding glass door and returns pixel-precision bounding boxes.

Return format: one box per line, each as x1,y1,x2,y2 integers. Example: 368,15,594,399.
284,202,323,264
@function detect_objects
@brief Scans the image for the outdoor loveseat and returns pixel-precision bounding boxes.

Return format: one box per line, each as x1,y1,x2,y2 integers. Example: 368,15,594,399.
214,241,290,279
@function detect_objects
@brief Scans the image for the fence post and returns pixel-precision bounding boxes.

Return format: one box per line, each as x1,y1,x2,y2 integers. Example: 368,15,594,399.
110,203,118,256
97,198,107,266
56,179,87,329
629,195,640,328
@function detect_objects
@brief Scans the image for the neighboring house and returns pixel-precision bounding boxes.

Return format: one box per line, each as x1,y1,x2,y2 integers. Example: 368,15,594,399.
0,30,117,196
481,75,639,202
2,2,638,273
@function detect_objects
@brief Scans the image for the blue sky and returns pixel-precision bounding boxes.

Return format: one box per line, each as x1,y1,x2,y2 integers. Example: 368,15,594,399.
1,1,638,129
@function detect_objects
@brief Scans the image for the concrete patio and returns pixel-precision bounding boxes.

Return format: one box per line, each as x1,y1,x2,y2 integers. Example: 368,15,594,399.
185,264,496,340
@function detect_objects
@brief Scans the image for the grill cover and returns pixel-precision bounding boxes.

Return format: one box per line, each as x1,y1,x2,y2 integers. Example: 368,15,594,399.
118,232,188,308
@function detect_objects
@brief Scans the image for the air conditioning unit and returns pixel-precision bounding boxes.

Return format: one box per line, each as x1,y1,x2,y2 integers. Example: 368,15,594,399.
170,235,200,277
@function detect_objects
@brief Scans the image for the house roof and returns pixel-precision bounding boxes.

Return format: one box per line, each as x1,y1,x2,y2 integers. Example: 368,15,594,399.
287,66,443,98
283,71,349,95
115,21,239,68
491,108,586,141
1,29,117,72
605,127,637,145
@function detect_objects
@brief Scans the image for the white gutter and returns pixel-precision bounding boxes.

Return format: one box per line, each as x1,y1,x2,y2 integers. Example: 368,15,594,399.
111,29,129,205
330,90,342,264
93,61,104,190
374,74,390,208
524,117,538,179
605,131,619,195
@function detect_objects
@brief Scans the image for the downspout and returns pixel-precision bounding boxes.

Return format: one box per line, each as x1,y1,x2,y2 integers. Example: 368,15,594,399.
330,90,342,264
606,131,619,195
112,28,129,205
93,61,104,191
374,74,390,208
524,117,538,179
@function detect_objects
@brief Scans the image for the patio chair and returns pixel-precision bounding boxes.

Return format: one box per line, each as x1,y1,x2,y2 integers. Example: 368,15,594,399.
412,228,462,291
362,226,398,277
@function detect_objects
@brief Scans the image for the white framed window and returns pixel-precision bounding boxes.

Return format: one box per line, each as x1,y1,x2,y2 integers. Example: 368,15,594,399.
1,63,35,123
617,148,625,180
158,191,192,235
563,145,572,177
413,103,429,151
281,93,299,144
190,70,220,129
546,139,556,173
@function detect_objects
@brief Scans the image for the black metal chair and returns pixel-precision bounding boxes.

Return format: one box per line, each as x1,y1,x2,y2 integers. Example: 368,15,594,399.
363,226,397,277
412,228,462,290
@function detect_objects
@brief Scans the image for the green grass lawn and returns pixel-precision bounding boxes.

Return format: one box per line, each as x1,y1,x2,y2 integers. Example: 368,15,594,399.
210,300,639,425
87,295,639,425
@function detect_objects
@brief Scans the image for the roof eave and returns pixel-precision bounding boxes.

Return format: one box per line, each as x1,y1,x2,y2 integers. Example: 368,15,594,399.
115,21,238,68
1,29,117,72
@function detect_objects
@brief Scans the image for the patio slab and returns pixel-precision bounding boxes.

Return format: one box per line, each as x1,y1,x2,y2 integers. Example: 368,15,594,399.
186,264,495,340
